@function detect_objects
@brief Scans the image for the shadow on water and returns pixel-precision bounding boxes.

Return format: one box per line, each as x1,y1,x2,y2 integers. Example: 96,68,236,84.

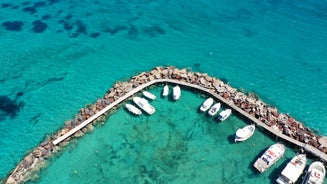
0,94,24,121
227,134,235,144
268,159,289,184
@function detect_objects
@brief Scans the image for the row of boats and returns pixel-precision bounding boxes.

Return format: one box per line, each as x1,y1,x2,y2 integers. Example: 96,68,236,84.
125,85,181,115
200,97,256,142
199,97,232,121
253,143,326,184
125,85,326,184
199,98,326,184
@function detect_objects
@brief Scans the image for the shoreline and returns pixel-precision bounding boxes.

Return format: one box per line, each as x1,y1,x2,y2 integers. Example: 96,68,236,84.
5,66,327,183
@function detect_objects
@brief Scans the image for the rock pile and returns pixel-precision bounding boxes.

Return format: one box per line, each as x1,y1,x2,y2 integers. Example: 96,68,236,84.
5,66,326,184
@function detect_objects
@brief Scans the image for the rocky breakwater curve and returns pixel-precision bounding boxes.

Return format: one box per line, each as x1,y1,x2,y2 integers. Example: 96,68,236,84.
5,66,327,184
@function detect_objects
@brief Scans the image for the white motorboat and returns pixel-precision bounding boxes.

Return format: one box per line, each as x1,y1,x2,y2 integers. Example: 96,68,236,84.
142,91,156,100
217,108,232,121
302,161,326,184
253,143,285,173
162,85,169,97
132,97,156,115
200,98,214,112
234,124,255,142
208,102,220,116
125,104,142,115
173,85,181,100
276,154,307,184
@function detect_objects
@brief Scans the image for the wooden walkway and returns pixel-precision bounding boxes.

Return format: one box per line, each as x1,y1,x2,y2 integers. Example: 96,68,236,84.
52,79,327,161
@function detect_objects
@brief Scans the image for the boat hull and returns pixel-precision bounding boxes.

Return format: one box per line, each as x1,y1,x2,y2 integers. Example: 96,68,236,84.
234,125,255,142
276,154,306,184
253,143,285,173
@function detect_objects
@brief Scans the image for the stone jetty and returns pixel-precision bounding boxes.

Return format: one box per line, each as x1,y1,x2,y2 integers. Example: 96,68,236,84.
4,66,327,183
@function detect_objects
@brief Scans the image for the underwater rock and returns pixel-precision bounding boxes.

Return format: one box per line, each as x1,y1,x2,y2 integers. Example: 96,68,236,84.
22,6,36,14
32,20,47,33
89,32,100,38
41,15,51,20
0,95,23,119
2,21,24,31
1,3,12,8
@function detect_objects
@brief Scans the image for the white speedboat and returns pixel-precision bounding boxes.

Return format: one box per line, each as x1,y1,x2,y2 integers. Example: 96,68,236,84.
276,154,307,184
253,143,285,173
142,91,156,100
125,104,142,115
217,108,232,121
302,161,326,184
173,85,181,100
162,85,169,97
200,98,214,112
234,124,255,142
132,97,156,115
208,102,221,116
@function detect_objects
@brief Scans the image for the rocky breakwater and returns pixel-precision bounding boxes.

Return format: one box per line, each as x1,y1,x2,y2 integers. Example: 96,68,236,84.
5,66,326,184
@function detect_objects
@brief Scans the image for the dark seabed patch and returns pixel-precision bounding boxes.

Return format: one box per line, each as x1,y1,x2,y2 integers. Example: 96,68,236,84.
32,20,48,33
243,28,257,38
47,77,64,83
34,1,47,7
22,6,37,14
0,95,24,120
29,113,42,124
22,1,31,5
75,20,87,34
142,25,165,37
42,14,51,20
2,21,24,31
127,25,138,39
89,32,100,38
47,0,60,5
1,3,12,8
103,25,127,35
64,14,73,20
16,91,24,97
11,5,19,9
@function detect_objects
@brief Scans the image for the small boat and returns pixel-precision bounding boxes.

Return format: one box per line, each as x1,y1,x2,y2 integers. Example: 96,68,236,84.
217,108,232,121
162,85,169,97
234,124,255,142
208,102,221,116
200,98,214,112
143,91,156,100
132,97,156,115
125,104,142,115
173,85,181,100
302,161,326,184
253,143,285,173
276,154,307,184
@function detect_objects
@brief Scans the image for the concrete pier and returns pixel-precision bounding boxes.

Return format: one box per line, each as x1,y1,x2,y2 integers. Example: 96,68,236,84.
6,66,327,184
52,78,327,161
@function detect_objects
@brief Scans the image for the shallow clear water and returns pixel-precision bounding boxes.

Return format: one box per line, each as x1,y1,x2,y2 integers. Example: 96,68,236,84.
28,88,298,184
0,0,326,182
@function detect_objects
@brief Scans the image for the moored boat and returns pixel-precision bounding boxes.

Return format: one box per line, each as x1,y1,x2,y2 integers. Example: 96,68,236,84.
143,91,156,100
132,97,156,115
125,104,142,115
200,98,214,112
217,108,232,121
234,124,255,142
173,85,181,100
253,143,285,173
208,102,221,116
276,154,307,184
302,161,326,184
162,85,169,97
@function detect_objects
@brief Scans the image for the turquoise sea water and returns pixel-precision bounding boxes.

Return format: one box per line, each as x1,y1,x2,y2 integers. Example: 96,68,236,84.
0,0,326,183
